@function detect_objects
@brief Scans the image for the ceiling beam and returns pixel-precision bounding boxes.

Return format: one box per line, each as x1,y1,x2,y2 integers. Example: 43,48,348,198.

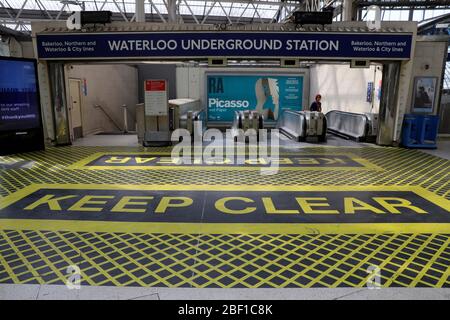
356,1,450,8
0,8,273,26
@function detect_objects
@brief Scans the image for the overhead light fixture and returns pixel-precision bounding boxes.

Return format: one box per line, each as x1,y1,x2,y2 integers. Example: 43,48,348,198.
66,10,112,30
293,11,333,26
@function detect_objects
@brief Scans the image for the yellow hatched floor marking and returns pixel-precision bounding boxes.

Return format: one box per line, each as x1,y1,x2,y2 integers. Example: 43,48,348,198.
194,234,285,287
295,234,365,288
1,230,448,288
2,147,449,199
0,239,22,284
82,235,148,287
373,246,444,286
34,230,93,286
433,237,450,288
372,235,423,287
106,233,174,286
434,179,450,195
260,234,326,287
192,235,246,287
6,167,34,186
323,234,384,287
108,232,195,287
394,155,441,186
0,245,41,282
1,146,450,288
410,236,450,287
272,234,359,287
18,230,68,284
383,235,440,287
271,235,341,287
414,161,450,186
193,234,300,287
426,171,450,190
60,233,123,287
383,152,430,185
0,171,26,193
0,230,44,284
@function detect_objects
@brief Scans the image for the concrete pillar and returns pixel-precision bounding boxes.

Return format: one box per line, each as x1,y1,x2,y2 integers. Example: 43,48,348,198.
167,0,177,23
408,8,414,21
136,0,145,23
342,0,353,21
377,62,401,146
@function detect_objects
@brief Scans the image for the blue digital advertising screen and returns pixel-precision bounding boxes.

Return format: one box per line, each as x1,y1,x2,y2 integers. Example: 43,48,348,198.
206,74,303,122
0,58,41,132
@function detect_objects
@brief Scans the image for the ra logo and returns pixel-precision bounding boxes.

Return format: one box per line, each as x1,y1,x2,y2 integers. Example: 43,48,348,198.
208,77,224,94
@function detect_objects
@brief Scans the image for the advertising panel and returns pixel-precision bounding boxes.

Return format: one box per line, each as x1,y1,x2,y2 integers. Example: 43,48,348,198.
207,74,303,122
412,76,437,113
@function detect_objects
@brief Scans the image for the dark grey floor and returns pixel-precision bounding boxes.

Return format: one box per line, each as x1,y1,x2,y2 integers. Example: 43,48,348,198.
419,139,450,160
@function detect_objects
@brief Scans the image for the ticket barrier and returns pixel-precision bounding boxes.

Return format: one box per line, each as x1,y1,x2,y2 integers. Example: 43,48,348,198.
231,110,264,141
167,101,206,142
182,109,206,137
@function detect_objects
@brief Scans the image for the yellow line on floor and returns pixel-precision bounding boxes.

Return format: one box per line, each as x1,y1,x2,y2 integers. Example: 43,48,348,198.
1,219,450,234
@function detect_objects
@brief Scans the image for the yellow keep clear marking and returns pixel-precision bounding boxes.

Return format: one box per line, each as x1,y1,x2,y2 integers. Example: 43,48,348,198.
67,152,383,171
0,183,449,234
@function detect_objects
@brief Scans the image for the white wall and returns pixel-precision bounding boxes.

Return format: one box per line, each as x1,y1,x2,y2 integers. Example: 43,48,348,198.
176,66,202,101
309,64,382,114
65,64,139,136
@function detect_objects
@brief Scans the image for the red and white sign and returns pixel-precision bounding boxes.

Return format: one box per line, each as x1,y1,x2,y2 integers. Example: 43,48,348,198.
144,80,168,116
145,80,166,91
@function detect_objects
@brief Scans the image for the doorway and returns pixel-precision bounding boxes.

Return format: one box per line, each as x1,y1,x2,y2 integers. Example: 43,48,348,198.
68,78,83,140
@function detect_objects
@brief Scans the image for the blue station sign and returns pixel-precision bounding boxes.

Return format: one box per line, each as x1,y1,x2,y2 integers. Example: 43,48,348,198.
36,31,413,60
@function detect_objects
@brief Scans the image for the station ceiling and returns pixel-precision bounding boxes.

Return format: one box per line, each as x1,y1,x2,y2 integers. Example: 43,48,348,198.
0,0,449,32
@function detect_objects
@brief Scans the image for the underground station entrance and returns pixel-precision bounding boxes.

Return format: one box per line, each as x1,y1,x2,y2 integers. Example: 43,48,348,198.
0,20,449,292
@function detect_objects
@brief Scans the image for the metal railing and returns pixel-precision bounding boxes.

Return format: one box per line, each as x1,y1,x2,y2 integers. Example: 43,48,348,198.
276,110,306,141
276,110,327,142
326,110,378,142
94,104,122,132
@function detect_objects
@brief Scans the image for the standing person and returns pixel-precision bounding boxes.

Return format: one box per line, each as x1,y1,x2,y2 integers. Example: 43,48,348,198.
310,94,322,112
